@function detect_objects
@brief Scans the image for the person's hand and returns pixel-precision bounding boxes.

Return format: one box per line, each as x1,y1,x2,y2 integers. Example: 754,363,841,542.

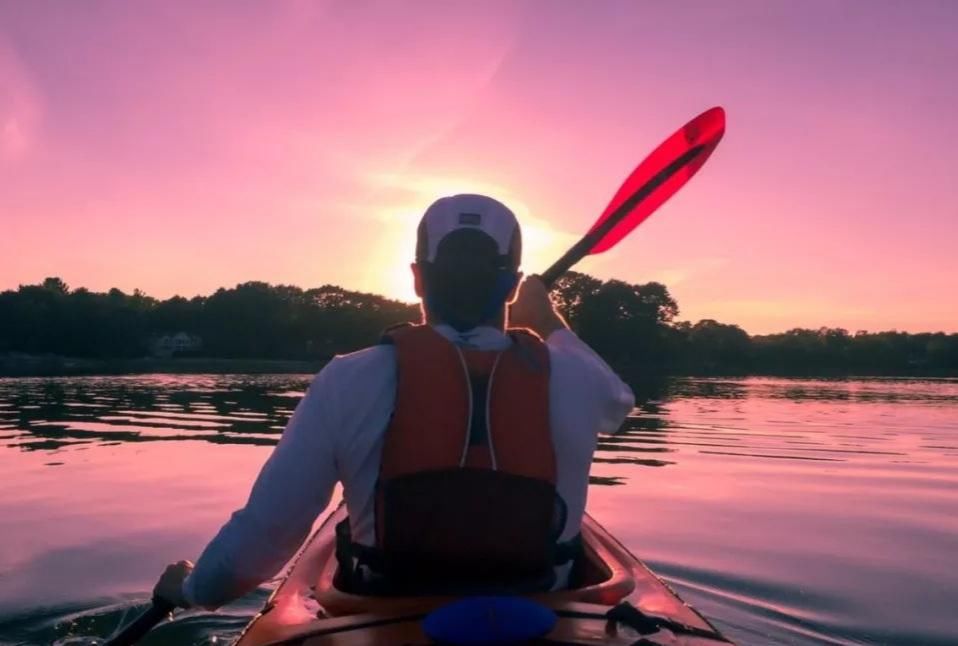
153,560,194,608
508,276,568,339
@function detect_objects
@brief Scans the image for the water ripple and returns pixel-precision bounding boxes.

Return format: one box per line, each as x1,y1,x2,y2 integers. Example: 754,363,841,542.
0,375,956,645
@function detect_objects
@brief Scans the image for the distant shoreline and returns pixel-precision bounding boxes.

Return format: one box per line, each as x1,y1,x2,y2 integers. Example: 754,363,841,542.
0,354,327,378
1,353,955,379
5,276,956,379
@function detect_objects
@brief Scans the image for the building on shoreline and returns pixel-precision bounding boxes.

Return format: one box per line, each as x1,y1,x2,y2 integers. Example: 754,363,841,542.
151,333,203,358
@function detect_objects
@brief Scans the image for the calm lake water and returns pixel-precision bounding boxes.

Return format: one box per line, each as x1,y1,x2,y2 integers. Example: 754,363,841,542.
0,375,956,645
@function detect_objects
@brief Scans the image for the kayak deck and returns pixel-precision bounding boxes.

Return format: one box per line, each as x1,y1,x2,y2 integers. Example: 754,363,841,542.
235,503,731,645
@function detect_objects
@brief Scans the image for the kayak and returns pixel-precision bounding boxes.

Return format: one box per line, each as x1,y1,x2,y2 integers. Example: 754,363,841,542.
234,502,732,645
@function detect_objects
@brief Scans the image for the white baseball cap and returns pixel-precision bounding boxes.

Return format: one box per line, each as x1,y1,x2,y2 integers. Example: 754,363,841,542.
415,194,522,270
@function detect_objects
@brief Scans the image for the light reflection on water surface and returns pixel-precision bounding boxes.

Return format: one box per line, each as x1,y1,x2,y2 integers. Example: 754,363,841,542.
0,375,956,645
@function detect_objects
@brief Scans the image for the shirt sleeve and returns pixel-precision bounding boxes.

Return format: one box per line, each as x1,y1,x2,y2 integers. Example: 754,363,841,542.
546,328,635,435
181,365,341,609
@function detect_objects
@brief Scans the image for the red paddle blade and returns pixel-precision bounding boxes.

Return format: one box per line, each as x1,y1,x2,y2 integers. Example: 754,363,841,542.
586,106,726,254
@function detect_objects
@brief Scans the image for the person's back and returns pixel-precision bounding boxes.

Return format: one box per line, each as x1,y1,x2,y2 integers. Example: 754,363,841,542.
152,194,635,609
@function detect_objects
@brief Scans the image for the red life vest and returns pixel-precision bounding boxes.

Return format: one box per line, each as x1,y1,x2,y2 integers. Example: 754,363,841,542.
335,324,573,595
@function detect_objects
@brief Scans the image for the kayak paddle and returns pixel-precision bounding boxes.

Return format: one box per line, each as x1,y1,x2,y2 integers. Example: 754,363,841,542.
104,597,175,646
539,106,726,287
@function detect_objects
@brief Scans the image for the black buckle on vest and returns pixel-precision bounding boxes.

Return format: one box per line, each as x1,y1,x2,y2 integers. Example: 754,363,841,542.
335,518,390,593
554,533,583,565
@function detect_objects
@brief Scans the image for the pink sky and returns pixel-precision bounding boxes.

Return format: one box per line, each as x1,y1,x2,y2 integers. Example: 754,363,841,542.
2,1,956,334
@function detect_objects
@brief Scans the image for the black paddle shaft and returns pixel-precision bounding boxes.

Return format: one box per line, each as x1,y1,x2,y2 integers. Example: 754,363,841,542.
539,144,706,288
104,598,176,646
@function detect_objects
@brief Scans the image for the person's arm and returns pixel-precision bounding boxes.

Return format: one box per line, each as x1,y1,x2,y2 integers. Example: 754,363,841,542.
153,364,342,610
510,276,634,434
545,329,635,434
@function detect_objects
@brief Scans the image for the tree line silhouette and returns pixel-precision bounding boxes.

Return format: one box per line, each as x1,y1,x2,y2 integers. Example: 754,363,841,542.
1,274,956,376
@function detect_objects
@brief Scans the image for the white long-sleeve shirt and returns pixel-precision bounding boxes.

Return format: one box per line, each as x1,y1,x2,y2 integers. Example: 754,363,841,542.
182,325,634,608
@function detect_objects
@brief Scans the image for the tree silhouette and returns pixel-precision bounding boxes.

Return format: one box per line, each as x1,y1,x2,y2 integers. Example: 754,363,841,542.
1,275,956,376
550,271,602,328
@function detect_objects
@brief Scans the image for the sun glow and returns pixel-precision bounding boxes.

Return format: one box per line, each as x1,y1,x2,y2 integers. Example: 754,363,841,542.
364,210,421,304
358,173,579,301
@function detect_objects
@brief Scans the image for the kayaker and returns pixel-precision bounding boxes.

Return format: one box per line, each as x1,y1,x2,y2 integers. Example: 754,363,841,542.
153,194,635,609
